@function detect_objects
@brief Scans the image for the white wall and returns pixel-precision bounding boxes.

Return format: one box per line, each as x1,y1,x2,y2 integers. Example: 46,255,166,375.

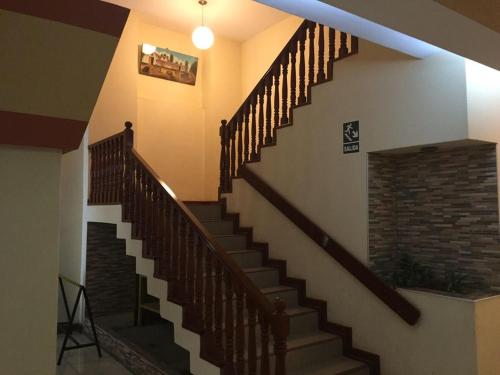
226,177,484,375
0,145,61,375
58,132,88,322
222,39,483,374
247,39,468,262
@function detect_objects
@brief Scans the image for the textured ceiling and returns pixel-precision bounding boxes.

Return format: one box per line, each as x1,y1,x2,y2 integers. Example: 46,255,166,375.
102,0,290,41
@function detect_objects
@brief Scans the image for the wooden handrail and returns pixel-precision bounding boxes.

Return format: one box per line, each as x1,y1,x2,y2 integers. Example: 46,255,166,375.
219,21,359,194
130,149,276,318
239,165,421,326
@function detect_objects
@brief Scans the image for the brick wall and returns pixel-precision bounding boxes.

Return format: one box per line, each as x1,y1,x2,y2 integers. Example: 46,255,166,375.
86,222,136,317
369,144,500,290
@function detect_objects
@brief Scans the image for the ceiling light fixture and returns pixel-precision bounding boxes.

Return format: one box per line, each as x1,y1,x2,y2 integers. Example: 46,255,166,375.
192,0,214,50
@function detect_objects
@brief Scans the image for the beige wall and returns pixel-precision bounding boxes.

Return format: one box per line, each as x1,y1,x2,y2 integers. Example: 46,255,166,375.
475,296,500,375
226,177,483,375
0,145,61,375
0,10,118,121
89,11,242,201
247,40,468,262
222,39,484,374
58,132,88,321
240,16,302,100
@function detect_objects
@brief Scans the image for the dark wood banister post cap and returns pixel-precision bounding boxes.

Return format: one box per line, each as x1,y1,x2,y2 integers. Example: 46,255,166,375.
125,121,133,129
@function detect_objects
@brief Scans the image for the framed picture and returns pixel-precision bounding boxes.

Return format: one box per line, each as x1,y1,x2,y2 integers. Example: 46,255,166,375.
139,43,198,85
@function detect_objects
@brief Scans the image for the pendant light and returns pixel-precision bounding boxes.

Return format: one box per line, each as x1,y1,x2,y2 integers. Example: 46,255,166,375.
192,0,214,50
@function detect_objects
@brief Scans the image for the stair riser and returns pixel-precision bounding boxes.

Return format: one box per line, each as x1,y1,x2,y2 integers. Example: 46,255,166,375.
264,289,298,308
246,269,280,288
229,251,263,268
214,235,247,251
255,339,343,375
187,205,222,221
202,220,234,235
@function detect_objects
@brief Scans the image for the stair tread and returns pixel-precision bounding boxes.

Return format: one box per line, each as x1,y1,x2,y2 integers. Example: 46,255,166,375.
227,249,260,255
288,357,367,375
286,331,341,351
243,266,276,273
261,285,295,294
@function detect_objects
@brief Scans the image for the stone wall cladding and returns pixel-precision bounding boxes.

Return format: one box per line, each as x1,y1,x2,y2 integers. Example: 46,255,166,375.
86,222,136,317
369,144,500,290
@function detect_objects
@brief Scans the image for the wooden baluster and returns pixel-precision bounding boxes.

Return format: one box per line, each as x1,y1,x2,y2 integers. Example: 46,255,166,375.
224,271,235,375
298,23,307,105
156,192,166,279
192,235,204,333
328,28,336,81
230,122,236,178
247,297,257,375
110,139,115,203
340,31,348,57
114,138,120,202
259,311,270,375
214,258,224,363
132,160,140,238
96,145,101,203
122,122,134,213
351,35,359,54
272,298,290,375
161,195,171,279
273,63,280,130
203,247,214,354
317,24,326,82
89,148,95,203
178,217,188,302
237,113,243,175
265,74,273,144
184,225,195,326
244,106,250,162
308,21,316,93
258,85,264,150
143,175,151,257
102,143,107,203
290,37,297,121
224,121,231,190
168,208,179,299
136,166,144,238
235,285,245,374
281,51,289,125
219,121,227,194
251,96,257,160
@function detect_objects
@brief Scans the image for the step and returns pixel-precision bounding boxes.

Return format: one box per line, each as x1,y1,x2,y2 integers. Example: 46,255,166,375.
201,219,235,235
254,332,344,374
288,357,369,375
244,267,280,288
227,249,263,269
213,234,247,251
262,285,298,308
186,203,222,221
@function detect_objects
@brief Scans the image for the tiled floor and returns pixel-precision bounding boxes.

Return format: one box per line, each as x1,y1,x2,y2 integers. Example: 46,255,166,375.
56,333,132,375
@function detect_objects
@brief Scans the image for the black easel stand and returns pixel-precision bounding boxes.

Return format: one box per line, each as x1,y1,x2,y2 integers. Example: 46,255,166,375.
57,275,102,365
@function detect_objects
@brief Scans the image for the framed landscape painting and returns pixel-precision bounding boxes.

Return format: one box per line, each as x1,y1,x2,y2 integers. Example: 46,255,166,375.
139,43,198,85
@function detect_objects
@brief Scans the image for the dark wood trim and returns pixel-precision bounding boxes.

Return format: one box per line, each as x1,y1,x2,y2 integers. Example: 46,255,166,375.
183,201,220,205
0,110,87,152
1,0,129,38
239,165,421,326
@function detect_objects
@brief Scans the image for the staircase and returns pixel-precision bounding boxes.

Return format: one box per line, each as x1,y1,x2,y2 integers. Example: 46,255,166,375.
186,201,372,375
87,18,385,375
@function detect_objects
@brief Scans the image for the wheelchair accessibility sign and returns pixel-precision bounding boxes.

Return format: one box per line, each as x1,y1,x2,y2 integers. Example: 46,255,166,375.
343,121,359,154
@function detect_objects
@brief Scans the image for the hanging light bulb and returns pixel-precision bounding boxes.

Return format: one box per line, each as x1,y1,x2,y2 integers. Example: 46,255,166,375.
192,0,214,50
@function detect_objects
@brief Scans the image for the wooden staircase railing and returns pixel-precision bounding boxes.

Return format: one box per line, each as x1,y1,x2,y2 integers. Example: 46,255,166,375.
219,19,358,194
218,20,421,326
88,122,290,375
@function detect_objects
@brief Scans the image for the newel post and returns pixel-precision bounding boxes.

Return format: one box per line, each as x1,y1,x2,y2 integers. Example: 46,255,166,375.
122,121,134,221
272,298,290,375
219,120,228,196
